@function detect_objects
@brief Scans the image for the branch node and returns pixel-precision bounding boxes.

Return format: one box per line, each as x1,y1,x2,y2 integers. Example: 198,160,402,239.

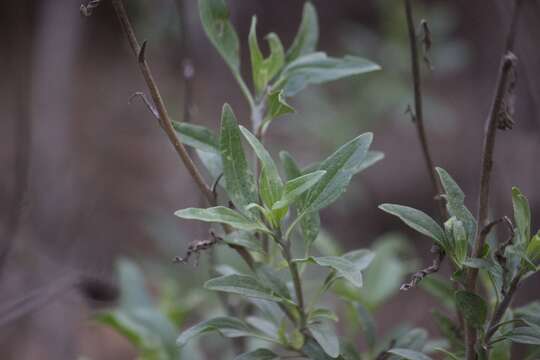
138,40,148,64
400,245,444,291
80,0,102,17
128,92,160,121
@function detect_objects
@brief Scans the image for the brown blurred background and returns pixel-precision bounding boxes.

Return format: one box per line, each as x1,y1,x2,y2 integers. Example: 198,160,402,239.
0,0,539,358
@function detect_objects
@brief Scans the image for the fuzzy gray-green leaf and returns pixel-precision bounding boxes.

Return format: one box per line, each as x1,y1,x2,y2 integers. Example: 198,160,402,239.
303,133,373,212
204,274,284,302
175,207,269,233
235,349,279,360
249,17,285,94
286,2,318,63
239,126,283,208
387,348,432,360
198,0,240,75
379,204,446,246
455,290,487,328
308,320,340,357
172,121,219,154
280,53,380,96
273,170,326,210
512,186,531,244
177,316,264,347
436,167,476,242
220,105,258,213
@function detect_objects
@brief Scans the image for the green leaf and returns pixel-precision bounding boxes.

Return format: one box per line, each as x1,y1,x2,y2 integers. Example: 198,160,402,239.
309,308,339,322
255,265,291,300
204,274,284,302
431,310,463,350
235,349,279,360
443,216,469,267
524,231,540,271
220,104,258,212
249,17,285,95
512,187,531,244
279,53,380,96
196,149,224,186
355,303,376,350
387,348,433,360
436,167,477,242
280,151,321,247
433,348,461,360
280,151,302,180
96,311,171,360
419,276,455,311
379,204,446,247
198,0,240,75
177,316,266,346
297,250,374,288
352,150,385,174
302,338,337,360
286,2,318,63
455,291,487,328
303,133,373,212
239,126,283,208
505,326,540,345
175,207,270,233
308,320,340,358
267,89,295,120
273,170,326,210
223,231,264,253
289,329,305,350
172,121,219,154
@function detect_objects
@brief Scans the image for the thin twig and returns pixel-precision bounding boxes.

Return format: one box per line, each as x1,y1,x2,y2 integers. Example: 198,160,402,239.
484,274,522,346
111,0,215,204
400,245,444,291
110,0,255,269
402,0,448,292
465,1,524,358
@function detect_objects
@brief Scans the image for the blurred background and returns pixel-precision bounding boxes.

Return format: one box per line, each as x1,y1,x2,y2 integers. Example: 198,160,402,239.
0,0,539,359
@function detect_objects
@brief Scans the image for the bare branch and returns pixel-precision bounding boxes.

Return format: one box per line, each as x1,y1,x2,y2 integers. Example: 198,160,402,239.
80,0,102,17
465,1,525,358
402,0,448,291
400,245,444,291
109,0,255,269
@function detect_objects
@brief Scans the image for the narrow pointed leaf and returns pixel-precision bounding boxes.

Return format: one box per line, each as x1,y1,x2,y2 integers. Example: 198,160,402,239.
387,348,433,360
304,133,373,212
175,207,269,233
249,17,285,94
512,186,531,244
455,290,487,328
379,204,446,246
235,349,279,360
177,317,264,346
308,320,340,358
267,89,295,120
286,2,319,63
273,170,326,210
240,126,283,207
220,105,258,212
436,167,476,241
280,53,380,96
198,0,240,75
172,121,219,153
204,274,284,302
352,150,385,174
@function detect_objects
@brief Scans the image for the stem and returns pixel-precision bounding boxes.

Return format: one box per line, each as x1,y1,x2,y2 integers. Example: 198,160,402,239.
402,0,451,299
484,274,521,345
403,0,447,220
282,242,306,329
110,0,255,269
111,0,214,204
465,1,523,358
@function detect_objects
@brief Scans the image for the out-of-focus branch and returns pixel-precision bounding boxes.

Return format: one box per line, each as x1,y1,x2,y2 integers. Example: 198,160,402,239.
401,0,448,292
108,0,255,270
465,1,524,358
